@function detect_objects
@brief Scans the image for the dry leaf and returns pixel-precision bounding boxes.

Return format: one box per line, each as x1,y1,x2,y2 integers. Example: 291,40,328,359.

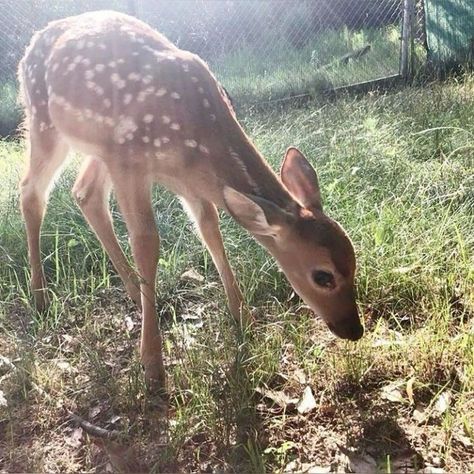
255,386,297,409
434,391,452,415
66,427,83,448
413,405,428,424
296,386,317,414
422,467,446,473
0,390,7,407
380,381,406,403
293,368,307,384
180,268,204,283
124,316,135,332
406,377,415,405
53,359,75,373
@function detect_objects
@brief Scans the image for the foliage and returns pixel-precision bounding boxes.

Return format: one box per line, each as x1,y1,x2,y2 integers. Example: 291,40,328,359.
0,74,473,471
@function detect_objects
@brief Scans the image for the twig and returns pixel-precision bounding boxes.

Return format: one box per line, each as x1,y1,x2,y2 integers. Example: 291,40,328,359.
68,411,123,440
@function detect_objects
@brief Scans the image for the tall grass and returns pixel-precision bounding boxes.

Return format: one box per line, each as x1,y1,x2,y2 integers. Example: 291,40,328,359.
0,75,473,472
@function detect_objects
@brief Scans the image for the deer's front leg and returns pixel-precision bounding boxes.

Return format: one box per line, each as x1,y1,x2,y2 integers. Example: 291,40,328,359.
109,164,165,389
181,197,248,322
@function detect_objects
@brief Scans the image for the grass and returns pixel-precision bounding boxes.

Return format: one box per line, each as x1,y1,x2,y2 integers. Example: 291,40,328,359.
214,25,413,105
0,75,473,472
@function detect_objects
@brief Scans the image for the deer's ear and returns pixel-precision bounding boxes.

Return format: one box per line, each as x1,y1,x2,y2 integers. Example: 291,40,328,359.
223,187,294,237
280,147,322,212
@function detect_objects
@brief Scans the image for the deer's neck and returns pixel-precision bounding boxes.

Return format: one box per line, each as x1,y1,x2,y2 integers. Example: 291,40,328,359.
215,115,294,212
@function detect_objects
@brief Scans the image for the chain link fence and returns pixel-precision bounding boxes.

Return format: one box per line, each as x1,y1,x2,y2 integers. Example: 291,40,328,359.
0,0,433,136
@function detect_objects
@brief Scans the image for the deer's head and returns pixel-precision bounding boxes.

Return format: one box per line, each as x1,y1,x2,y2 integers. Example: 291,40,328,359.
224,147,363,341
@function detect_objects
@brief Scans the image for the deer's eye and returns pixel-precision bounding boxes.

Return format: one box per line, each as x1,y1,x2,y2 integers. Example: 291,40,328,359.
312,270,335,289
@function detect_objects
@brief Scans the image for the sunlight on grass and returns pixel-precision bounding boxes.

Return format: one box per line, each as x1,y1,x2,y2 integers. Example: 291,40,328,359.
0,75,473,472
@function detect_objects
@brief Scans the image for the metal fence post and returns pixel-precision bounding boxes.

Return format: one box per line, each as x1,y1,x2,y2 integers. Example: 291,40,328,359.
401,0,414,80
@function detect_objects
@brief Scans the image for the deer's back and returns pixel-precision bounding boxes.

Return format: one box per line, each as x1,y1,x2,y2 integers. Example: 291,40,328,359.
18,11,233,183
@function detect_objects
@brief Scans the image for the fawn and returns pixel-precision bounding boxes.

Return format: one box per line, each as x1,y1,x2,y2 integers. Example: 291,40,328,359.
18,11,363,388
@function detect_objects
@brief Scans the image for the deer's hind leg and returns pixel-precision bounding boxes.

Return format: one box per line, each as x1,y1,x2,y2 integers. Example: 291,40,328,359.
106,160,165,389
72,157,141,307
20,125,69,311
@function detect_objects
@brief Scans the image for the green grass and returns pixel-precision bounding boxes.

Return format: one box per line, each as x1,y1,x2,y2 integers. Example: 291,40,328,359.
0,80,21,137
214,25,416,104
0,76,473,472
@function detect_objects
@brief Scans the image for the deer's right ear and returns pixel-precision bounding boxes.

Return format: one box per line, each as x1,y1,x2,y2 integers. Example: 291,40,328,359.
223,187,294,237
280,147,322,212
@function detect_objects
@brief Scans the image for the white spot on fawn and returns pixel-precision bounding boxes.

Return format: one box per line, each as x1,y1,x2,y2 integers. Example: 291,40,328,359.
171,92,181,99
84,70,95,80
162,116,171,124
199,144,210,154
123,94,133,105
142,136,150,143
143,114,154,123
170,123,181,130
154,138,161,147
184,139,198,148
191,76,199,83
114,116,138,144
156,88,167,97
128,72,141,81
203,98,210,108
95,64,105,72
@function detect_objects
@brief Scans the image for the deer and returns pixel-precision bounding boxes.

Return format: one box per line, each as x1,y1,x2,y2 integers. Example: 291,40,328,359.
18,11,363,390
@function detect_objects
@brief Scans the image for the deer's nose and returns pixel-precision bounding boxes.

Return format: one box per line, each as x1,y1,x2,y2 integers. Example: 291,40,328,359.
327,316,364,341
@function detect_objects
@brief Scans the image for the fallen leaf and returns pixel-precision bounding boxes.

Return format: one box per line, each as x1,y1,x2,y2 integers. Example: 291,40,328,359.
0,390,7,407
108,415,122,424
413,405,428,424
380,381,406,403
66,427,83,448
293,368,307,385
422,467,446,473
52,359,76,373
406,377,415,405
89,404,104,419
180,268,204,283
124,316,135,332
434,391,452,415
296,386,317,414
255,386,297,410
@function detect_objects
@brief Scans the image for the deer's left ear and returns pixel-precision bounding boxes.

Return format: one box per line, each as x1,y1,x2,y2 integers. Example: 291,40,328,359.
280,147,322,212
